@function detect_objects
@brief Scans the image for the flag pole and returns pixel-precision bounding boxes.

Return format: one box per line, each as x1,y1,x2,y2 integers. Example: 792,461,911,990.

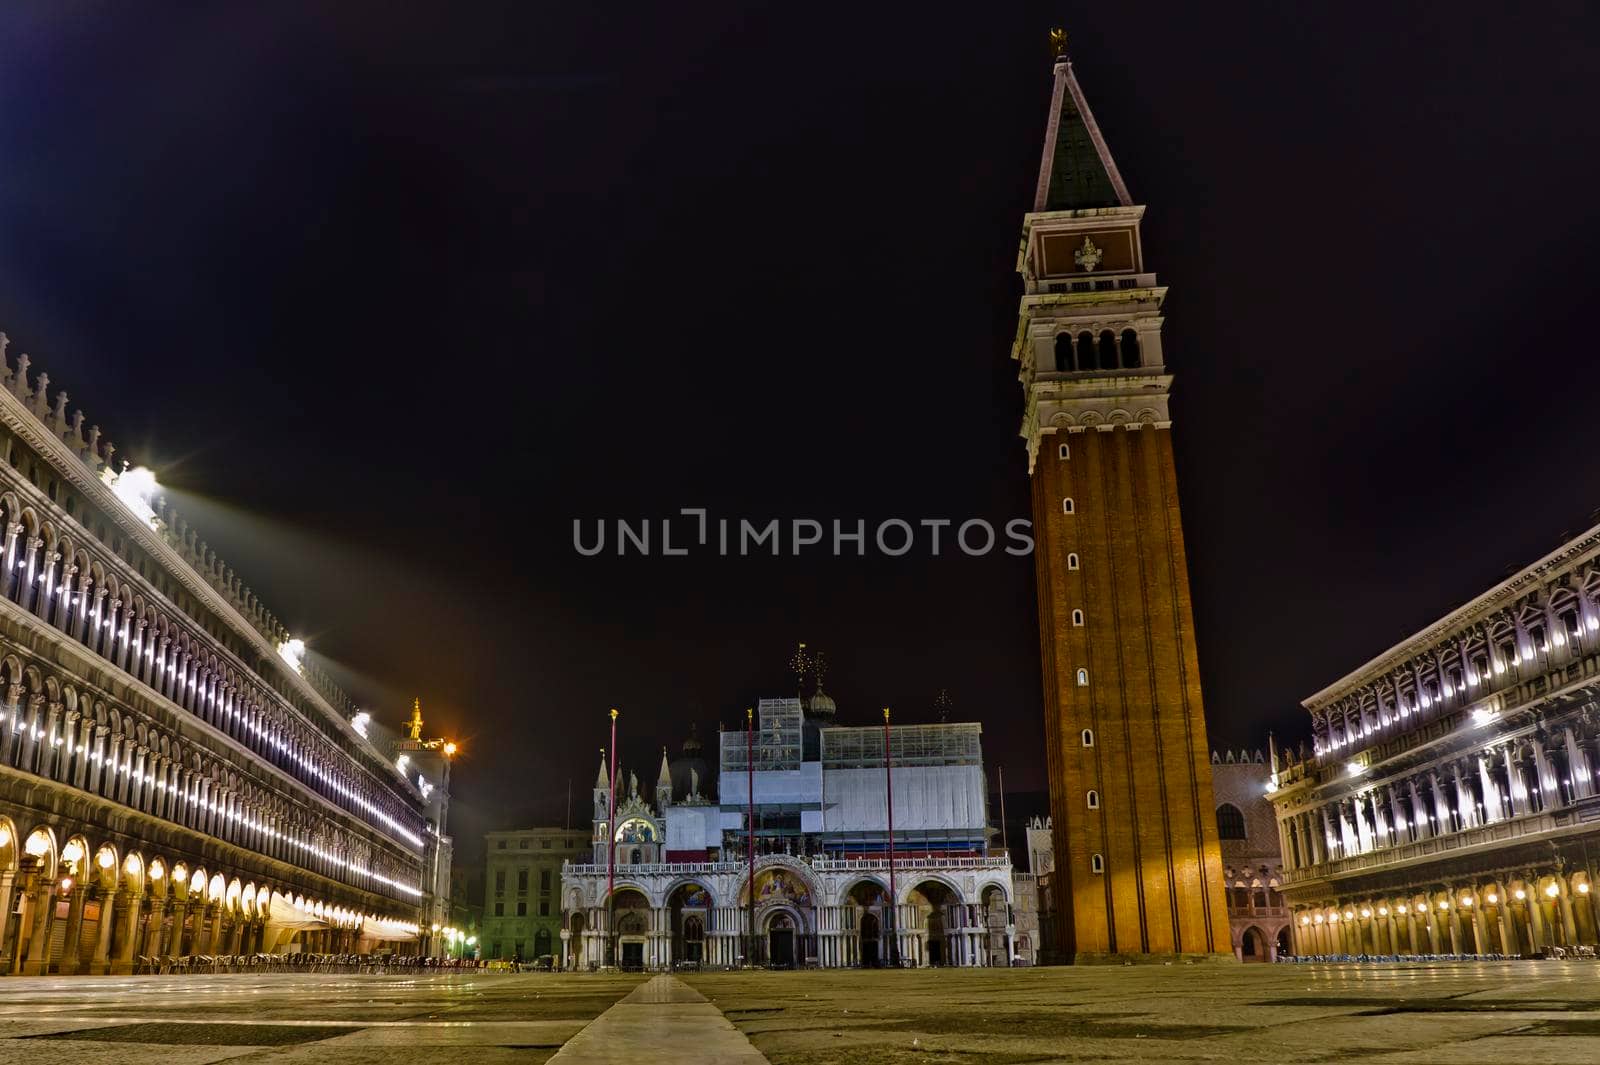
606,707,618,968
746,706,755,968
998,765,1009,856
884,706,899,967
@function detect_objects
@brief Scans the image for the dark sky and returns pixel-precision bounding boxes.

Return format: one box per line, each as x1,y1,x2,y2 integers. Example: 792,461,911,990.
3,4,1599,859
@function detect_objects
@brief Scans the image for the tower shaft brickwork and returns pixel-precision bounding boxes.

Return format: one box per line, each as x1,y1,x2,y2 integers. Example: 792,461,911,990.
1015,43,1229,960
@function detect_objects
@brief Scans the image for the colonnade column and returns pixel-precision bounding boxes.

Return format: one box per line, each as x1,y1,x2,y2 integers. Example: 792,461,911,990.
91,889,117,973
0,870,13,969
114,893,142,973
23,877,55,975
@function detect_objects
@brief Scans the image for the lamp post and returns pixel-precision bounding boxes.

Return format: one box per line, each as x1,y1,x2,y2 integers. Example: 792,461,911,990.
884,706,899,967
606,708,617,968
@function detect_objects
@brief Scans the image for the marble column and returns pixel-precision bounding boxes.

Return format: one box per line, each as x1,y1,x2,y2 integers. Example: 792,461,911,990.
114,893,142,973
23,879,55,975
59,885,88,974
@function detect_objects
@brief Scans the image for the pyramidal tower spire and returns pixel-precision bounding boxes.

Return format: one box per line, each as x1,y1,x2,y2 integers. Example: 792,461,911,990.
1033,31,1132,212
1013,29,1229,962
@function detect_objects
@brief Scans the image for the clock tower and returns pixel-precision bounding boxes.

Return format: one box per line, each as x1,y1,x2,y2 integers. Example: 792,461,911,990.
1014,37,1229,960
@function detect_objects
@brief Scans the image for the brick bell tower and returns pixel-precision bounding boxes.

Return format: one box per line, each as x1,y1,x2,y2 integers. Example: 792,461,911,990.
1014,33,1229,961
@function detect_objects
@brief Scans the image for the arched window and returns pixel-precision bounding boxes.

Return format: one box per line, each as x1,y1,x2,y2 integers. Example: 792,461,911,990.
1067,553,1080,570
1076,668,1089,687
1098,330,1117,368
1058,442,1070,460
1054,334,1074,372
1081,728,1094,747
1217,803,1247,840
1062,498,1074,514
1086,790,1099,809
1071,609,1084,626
1120,329,1141,368
1090,853,1105,874
1076,331,1097,370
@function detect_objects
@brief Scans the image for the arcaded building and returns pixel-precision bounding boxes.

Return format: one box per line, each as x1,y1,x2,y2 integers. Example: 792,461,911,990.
1211,748,1289,962
1013,39,1229,959
0,333,442,973
561,691,1018,969
1272,523,1600,956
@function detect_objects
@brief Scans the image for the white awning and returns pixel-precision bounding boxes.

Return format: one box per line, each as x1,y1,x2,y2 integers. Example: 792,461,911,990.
360,916,419,942
265,892,328,931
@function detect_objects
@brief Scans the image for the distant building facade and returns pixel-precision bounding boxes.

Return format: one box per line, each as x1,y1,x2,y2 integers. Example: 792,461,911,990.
483,827,588,963
0,332,440,974
1211,748,1289,961
1272,523,1600,957
1013,42,1229,960
561,689,1020,970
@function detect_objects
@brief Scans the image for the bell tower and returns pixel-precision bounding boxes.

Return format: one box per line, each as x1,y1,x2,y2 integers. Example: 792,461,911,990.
1014,34,1229,960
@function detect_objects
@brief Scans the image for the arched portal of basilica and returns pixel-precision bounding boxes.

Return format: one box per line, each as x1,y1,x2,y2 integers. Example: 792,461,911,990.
559,696,1023,970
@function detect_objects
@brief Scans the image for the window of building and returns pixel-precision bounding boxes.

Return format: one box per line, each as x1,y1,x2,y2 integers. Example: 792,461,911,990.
542,838,552,849
1216,803,1247,840
1067,553,1079,570
491,941,501,959
1076,668,1089,686
1086,790,1099,809
1062,498,1075,514
518,869,529,893
1059,443,1070,460
494,902,504,917
1561,609,1582,642
519,839,530,849
494,871,505,894
496,840,506,850
514,940,524,959
1072,609,1084,626
517,901,527,917
540,869,552,891
1120,329,1141,368
540,900,550,916
1081,728,1094,747
1054,333,1073,373
1090,853,1104,874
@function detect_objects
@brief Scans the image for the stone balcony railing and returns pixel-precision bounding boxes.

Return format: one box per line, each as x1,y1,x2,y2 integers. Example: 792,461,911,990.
811,855,1013,872
562,854,1013,877
1283,808,1563,885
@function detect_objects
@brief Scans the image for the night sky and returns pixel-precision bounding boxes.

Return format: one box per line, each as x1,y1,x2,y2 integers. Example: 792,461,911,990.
3,4,1599,860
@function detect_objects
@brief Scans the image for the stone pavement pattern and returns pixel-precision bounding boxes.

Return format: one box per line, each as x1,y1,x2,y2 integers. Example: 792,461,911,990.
0,963,1597,1063
686,962,1600,1064
0,971,644,1064
550,974,768,1063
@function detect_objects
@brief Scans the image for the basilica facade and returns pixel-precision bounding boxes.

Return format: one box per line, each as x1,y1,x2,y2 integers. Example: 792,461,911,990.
1272,523,1600,957
560,694,1018,969
0,332,445,973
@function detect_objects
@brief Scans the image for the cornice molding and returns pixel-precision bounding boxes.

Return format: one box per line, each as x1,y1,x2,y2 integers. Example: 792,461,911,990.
0,386,420,805
1304,525,1600,710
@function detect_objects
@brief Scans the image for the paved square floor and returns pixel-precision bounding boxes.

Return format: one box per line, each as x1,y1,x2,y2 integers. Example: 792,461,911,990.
0,963,1596,1064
